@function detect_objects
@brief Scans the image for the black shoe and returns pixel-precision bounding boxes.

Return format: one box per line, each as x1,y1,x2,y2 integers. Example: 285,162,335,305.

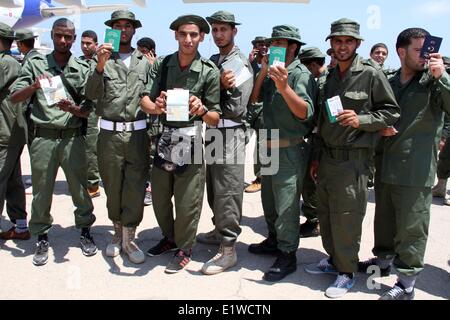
147,237,178,257
263,251,297,282
80,234,98,256
33,240,49,266
299,220,320,238
357,258,391,277
379,282,415,300
248,237,279,255
165,249,191,274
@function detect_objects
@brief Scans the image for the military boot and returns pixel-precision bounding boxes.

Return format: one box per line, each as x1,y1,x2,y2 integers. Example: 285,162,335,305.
432,179,447,198
106,222,122,257
122,227,145,264
201,244,237,275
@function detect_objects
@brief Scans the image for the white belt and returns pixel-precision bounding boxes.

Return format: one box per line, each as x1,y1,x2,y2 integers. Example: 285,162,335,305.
208,119,243,129
162,125,198,137
100,119,147,132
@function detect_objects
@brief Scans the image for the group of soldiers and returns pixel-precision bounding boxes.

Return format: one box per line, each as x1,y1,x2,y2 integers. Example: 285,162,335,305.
1,8,449,300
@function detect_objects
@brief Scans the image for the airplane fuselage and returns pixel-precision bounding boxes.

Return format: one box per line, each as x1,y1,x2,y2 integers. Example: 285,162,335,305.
0,0,52,29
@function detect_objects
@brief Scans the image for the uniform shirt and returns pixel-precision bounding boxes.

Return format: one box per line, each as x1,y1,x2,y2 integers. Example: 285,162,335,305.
380,70,450,187
319,54,400,149
22,48,41,65
262,58,316,140
210,46,253,123
0,52,25,147
11,52,91,130
85,49,150,122
148,52,221,128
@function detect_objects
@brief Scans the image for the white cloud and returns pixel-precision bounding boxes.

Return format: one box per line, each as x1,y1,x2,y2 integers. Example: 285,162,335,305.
412,0,450,17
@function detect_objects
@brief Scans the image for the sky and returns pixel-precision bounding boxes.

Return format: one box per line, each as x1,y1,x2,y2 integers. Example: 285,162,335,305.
37,0,450,69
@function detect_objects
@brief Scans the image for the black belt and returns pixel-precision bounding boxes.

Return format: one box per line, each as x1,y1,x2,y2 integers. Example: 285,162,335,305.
35,127,83,139
324,146,370,161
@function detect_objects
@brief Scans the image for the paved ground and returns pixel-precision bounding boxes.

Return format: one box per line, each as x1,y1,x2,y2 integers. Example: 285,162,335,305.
1,136,449,300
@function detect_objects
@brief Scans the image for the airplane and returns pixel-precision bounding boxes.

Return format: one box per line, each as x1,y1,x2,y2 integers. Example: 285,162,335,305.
0,0,146,29
182,0,309,3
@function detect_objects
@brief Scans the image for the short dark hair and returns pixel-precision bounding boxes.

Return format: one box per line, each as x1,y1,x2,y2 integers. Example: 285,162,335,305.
396,28,429,50
52,18,75,30
137,37,156,51
288,40,301,57
301,57,326,67
370,43,388,55
18,38,35,49
0,37,14,49
81,30,97,42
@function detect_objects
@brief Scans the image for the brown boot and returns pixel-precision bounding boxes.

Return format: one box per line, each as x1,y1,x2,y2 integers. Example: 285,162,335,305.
122,227,145,264
106,222,122,257
87,185,100,198
0,227,31,240
202,244,237,275
245,177,262,193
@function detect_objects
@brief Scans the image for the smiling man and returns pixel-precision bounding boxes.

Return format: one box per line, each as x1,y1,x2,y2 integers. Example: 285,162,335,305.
305,18,400,299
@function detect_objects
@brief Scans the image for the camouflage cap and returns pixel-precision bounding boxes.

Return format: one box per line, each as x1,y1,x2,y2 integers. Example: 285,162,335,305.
15,28,38,41
105,10,142,28
326,18,364,41
251,36,267,46
267,25,306,46
0,22,16,40
298,47,326,60
170,14,210,34
206,10,241,25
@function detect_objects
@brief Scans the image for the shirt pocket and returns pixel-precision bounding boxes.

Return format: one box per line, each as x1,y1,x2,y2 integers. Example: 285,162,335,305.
103,70,121,99
342,91,369,112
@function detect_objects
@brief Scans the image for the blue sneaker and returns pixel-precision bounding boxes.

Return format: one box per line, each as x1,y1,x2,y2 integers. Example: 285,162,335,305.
304,258,338,275
325,274,355,299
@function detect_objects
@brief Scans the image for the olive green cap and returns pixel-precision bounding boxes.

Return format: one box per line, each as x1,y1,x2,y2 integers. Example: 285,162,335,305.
15,28,38,41
206,10,241,26
298,47,326,60
267,24,306,46
170,14,210,34
0,22,16,40
105,10,142,28
251,36,267,46
326,18,364,41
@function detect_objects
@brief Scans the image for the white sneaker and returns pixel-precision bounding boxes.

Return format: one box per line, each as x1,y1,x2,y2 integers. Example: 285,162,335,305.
305,258,338,275
202,245,237,275
325,274,355,299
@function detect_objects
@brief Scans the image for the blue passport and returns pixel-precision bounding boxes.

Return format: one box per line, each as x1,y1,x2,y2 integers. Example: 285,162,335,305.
420,35,442,59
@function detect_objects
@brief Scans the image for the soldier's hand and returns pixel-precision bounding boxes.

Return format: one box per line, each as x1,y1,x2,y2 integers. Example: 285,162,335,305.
57,99,72,112
96,44,113,73
260,55,269,76
337,110,360,128
439,137,446,151
144,51,156,65
156,91,167,114
310,160,319,182
269,65,289,92
249,48,258,63
221,70,236,89
189,95,206,116
32,74,52,91
379,126,398,137
429,53,445,79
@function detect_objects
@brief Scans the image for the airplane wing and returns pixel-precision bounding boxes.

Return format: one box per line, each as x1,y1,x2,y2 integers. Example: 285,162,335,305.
41,4,129,17
53,0,147,8
0,0,24,8
183,0,310,2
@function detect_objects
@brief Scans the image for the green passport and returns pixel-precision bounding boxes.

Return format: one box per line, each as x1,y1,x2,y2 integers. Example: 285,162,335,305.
104,29,121,52
269,46,286,67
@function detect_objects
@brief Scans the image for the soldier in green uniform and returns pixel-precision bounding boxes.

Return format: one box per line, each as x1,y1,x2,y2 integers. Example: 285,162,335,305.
297,46,328,238
0,23,30,241
80,30,100,199
358,28,450,300
248,25,317,282
141,14,221,274
244,36,268,194
304,19,400,299
10,18,97,266
85,11,151,264
196,11,253,275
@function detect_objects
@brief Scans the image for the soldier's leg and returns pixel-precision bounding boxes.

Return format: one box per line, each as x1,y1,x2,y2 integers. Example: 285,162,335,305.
121,131,149,227
372,182,396,259
392,185,431,277
173,163,205,251
261,174,277,239
301,142,317,221
152,166,175,240
437,138,450,179
5,147,27,223
29,137,59,235
60,136,95,228
85,113,100,189
97,130,125,223
205,163,215,219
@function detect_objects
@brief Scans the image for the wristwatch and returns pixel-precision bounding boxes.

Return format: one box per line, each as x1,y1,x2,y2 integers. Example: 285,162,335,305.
199,105,208,117
139,92,151,99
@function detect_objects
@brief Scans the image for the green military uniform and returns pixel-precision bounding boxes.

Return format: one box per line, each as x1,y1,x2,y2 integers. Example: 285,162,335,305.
260,26,316,254
79,55,100,191
147,16,221,251
436,114,450,180
205,11,253,246
11,53,95,235
85,34,151,227
317,20,400,274
0,23,27,226
373,69,450,276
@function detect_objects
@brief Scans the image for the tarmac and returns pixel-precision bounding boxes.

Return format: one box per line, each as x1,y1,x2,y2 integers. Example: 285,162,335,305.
1,135,449,300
